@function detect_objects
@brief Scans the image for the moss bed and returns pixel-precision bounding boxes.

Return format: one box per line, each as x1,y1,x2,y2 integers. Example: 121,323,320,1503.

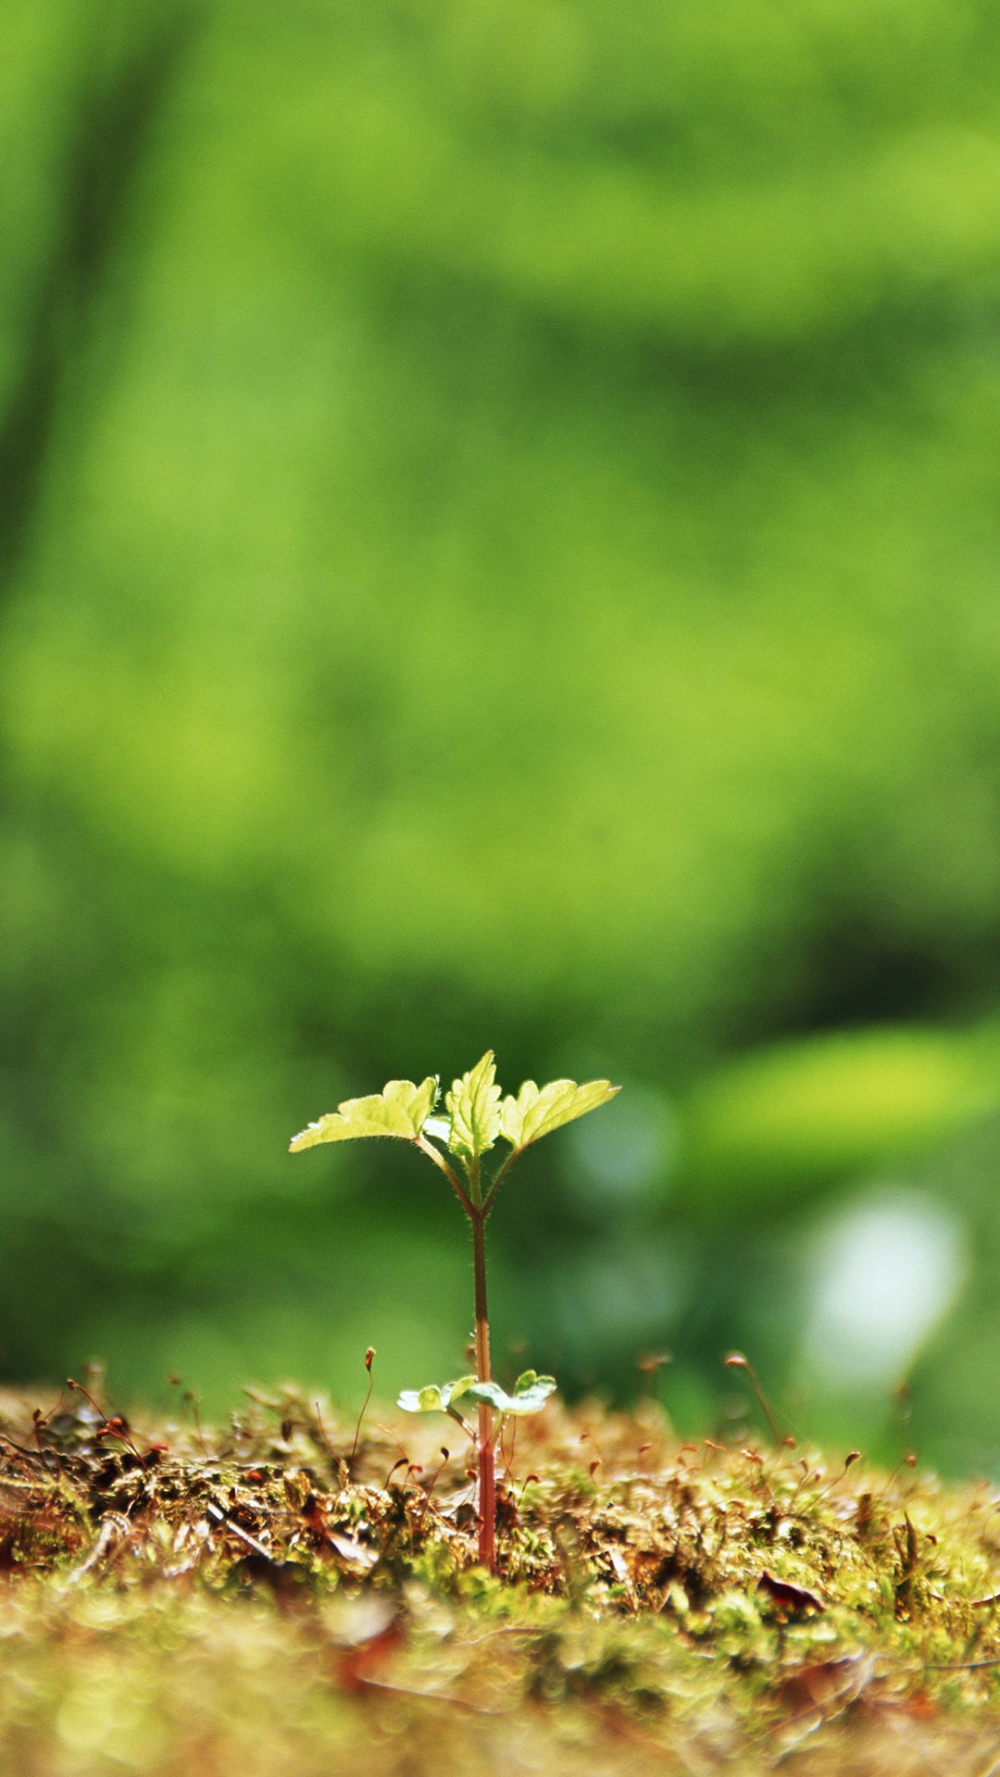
1,1383,1000,1774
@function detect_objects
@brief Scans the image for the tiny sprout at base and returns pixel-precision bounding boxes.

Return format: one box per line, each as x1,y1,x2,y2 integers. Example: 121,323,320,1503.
290,1052,619,1572
397,1370,558,1421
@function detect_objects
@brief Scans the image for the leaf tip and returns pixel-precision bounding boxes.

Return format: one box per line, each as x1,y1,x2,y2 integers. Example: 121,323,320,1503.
288,1122,319,1153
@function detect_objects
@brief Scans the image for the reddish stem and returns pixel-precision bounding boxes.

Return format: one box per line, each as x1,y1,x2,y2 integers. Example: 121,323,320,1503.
470,1206,495,1571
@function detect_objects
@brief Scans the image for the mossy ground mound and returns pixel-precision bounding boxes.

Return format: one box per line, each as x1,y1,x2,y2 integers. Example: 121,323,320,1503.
1,1383,1000,1774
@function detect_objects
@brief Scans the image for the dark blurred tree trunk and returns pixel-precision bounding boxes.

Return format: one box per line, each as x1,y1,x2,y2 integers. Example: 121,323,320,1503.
0,0,196,586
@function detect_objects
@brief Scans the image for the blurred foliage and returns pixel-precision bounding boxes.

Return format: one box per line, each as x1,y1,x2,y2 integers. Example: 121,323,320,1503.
3,0,1000,1466
677,1023,1000,1214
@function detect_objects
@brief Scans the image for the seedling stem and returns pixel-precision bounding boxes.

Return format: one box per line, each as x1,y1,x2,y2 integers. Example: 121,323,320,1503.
470,1201,496,1567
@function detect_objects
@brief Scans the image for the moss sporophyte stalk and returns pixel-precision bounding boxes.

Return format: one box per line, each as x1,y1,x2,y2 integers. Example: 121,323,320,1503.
289,1052,619,1570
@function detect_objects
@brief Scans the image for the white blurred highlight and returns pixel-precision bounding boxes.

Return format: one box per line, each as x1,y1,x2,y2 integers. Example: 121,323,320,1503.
563,1085,676,1207
803,1190,968,1388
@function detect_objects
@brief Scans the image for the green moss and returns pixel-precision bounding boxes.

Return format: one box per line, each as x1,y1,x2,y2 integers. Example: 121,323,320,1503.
0,1385,999,1773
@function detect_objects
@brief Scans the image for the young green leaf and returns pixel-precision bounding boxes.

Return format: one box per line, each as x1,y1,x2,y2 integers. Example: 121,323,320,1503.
445,1051,503,1163
512,1369,547,1397
397,1373,557,1418
462,1373,558,1416
397,1384,447,1414
499,1077,620,1152
397,1376,477,1414
289,1076,438,1151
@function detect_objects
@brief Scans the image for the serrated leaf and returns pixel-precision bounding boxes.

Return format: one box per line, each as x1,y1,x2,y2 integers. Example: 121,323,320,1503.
499,1077,620,1152
289,1076,438,1151
445,1052,502,1163
397,1376,477,1414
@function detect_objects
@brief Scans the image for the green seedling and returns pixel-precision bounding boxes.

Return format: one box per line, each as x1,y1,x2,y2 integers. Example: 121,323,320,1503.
290,1051,618,1570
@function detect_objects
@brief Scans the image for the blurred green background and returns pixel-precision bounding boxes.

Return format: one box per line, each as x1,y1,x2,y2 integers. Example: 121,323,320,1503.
5,0,1000,1470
